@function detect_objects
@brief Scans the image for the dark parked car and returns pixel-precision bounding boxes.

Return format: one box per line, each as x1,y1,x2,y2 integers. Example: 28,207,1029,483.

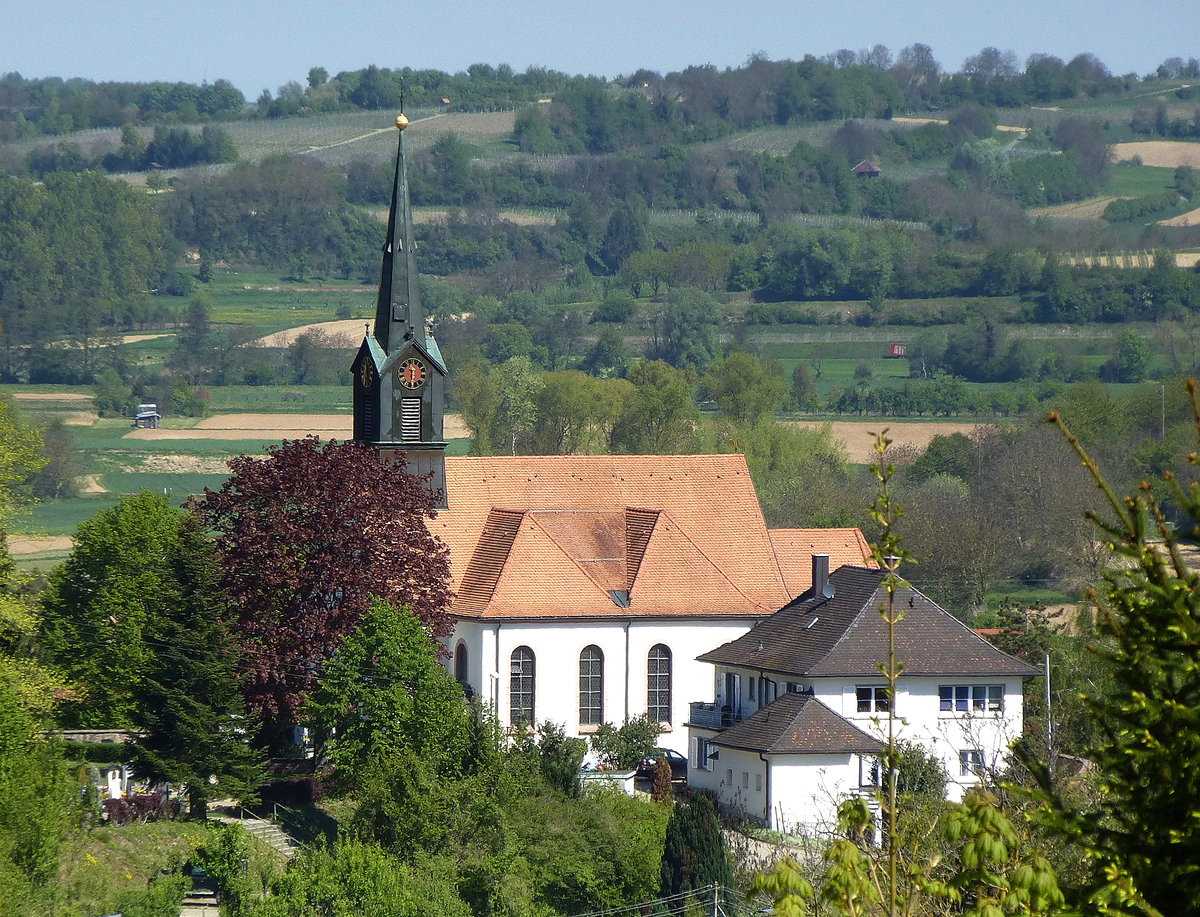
637,747,687,781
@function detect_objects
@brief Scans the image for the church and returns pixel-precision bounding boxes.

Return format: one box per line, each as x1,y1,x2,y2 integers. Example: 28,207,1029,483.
349,113,873,758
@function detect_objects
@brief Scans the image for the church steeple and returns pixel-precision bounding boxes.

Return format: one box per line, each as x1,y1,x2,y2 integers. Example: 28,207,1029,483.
352,110,448,507
374,112,425,354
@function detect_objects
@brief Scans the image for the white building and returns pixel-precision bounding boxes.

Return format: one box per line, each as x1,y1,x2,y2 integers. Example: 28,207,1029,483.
687,558,1038,832
429,455,875,758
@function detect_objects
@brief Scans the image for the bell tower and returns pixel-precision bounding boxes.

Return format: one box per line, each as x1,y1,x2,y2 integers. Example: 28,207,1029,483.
351,112,448,506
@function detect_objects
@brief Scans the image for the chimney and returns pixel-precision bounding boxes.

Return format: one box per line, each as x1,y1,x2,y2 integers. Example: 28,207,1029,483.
812,554,830,597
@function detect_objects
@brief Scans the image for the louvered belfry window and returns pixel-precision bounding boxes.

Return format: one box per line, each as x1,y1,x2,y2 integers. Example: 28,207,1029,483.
400,398,421,441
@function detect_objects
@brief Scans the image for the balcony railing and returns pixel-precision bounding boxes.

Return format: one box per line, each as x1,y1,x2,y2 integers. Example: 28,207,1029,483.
689,702,743,729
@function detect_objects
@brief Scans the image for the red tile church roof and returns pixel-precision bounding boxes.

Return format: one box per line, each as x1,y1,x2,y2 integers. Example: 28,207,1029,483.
430,455,873,621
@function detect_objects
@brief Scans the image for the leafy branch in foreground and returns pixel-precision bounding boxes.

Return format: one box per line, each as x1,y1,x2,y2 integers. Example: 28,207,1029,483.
1023,386,1200,916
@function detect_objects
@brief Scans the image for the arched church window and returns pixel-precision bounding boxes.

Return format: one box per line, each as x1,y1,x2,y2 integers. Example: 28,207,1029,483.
510,646,535,726
647,644,672,723
579,645,604,726
454,641,469,684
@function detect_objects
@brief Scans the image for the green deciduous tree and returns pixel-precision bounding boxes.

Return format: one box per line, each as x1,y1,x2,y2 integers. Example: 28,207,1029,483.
646,290,720,372
40,492,210,727
702,351,787,425
0,397,44,524
0,676,78,908
611,360,700,454
30,420,82,501
307,600,470,786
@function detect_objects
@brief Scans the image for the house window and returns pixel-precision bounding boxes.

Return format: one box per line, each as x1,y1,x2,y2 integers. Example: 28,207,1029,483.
856,685,890,713
860,756,883,787
691,737,715,771
939,685,1004,713
762,679,777,703
579,645,604,726
647,644,672,723
748,677,757,701
755,773,763,792
510,646,535,726
741,771,750,789
960,749,984,777
725,768,733,785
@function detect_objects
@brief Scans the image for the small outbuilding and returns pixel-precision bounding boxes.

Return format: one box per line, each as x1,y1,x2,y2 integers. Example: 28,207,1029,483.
133,403,161,429
852,160,882,178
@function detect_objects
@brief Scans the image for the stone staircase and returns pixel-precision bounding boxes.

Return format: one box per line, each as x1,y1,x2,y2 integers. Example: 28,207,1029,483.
210,804,301,859
179,869,219,917
238,817,300,859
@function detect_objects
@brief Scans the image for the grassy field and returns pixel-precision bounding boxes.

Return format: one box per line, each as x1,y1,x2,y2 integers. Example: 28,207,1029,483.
1103,163,1178,196
6,395,473,546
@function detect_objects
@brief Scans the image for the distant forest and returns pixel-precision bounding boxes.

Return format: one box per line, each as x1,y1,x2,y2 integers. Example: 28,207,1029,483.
3,46,1199,141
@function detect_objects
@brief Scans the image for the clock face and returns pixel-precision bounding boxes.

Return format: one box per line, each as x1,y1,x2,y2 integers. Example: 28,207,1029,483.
359,362,375,387
398,358,427,389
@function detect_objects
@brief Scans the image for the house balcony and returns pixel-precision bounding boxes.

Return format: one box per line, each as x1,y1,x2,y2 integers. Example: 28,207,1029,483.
688,701,745,730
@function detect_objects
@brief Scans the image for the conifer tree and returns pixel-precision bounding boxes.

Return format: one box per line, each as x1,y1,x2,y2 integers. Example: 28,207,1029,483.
128,511,262,818
1029,392,1200,915
660,793,734,907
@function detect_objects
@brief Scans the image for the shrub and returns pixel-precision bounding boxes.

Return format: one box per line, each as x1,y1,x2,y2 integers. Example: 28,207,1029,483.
589,715,661,770
103,792,182,825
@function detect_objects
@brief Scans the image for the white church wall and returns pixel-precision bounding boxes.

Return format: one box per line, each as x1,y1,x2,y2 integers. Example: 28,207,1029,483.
445,617,757,757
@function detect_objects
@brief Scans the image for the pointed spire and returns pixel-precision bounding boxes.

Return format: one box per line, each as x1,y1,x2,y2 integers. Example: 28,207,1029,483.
374,106,424,354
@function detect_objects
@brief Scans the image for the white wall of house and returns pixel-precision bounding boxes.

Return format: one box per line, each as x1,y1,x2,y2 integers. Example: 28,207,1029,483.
769,754,865,833
811,674,1026,802
695,668,1027,806
688,738,867,833
444,617,757,757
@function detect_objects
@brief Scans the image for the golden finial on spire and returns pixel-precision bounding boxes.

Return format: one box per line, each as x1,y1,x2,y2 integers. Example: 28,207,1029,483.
395,113,409,130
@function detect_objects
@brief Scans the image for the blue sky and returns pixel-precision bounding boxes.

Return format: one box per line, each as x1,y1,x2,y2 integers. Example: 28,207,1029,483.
3,0,1197,96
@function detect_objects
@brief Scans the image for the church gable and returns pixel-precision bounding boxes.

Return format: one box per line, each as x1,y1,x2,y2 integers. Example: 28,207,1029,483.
526,510,627,593
629,512,771,615
379,339,447,380
486,514,623,617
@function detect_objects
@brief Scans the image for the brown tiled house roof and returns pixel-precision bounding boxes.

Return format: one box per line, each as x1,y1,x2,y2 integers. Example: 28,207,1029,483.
699,566,1039,678
433,455,870,621
713,692,885,755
